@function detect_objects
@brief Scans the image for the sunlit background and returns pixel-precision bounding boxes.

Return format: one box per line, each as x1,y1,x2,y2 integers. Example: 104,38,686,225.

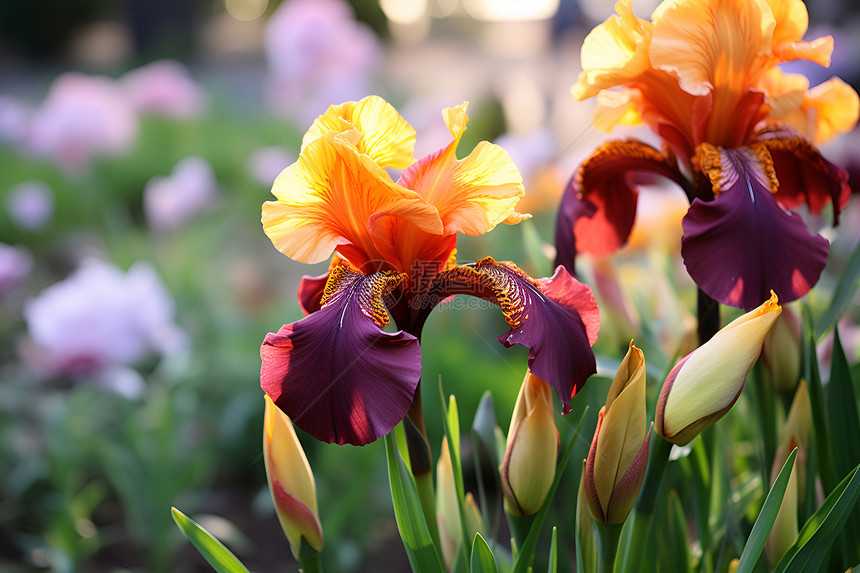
1,0,859,571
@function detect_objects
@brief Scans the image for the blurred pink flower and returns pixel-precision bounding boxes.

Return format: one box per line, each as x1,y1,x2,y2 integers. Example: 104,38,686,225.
24,258,187,381
6,180,54,230
247,146,295,186
120,59,208,118
26,73,138,172
144,156,218,233
264,0,381,124
0,243,33,297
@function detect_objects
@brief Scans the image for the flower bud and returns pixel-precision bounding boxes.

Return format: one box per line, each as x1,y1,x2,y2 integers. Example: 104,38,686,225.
584,341,650,523
501,371,559,516
762,305,801,393
263,395,323,557
436,437,484,569
656,291,782,446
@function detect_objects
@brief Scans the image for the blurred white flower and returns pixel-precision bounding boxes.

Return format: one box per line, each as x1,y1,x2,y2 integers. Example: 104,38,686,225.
144,156,218,233
0,243,33,296
24,258,187,381
264,0,381,124
6,180,54,230
26,73,138,173
120,59,208,119
247,146,294,186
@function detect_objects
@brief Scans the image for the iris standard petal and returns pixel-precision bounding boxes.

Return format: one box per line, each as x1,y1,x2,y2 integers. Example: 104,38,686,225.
301,95,416,169
556,139,688,258
262,131,442,269
430,259,599,412
681,145,829,310
260,265,421,446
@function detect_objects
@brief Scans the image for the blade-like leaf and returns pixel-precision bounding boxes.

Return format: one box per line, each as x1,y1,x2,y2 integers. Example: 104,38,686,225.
547,527,558,573
471,533,499,573
384,434,447,573
814,238,860,337
170,507,250,573
440,384,472,567
472,391,502,539
775,462,860,573
736,449,798,573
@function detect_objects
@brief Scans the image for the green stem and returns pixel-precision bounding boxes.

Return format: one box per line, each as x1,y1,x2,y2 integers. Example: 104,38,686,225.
593,521,623,573
507,511,536,555
618,433,673,573
404,391,441,550
298,552,323,573
697,288,720,346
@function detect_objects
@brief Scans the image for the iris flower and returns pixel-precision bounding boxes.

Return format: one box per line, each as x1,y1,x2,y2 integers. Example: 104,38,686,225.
261,96,600,446
556,0,859,310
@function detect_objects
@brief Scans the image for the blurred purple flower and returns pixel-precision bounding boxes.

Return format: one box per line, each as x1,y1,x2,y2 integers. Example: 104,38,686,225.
120,59,208,119
247,146,295,186
0,96,32,146
264,0,381,124
144,156,218,233
24,258,187,381
0,243,33,297
26,73,138,173
6,180,54,230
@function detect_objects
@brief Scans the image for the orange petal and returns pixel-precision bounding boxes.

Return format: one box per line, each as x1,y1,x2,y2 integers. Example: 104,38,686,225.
650,0,774,97
572,0,653,101
401,103,527,236
302,95,416,169
262,131,442,268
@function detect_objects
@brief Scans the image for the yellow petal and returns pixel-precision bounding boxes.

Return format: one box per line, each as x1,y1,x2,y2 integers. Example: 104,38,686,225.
592,88,645,132
572,0,653,101
650,0,774,97
800,78,859,143
760,67,809,118
766,0,832,66
263,131,442,266
302,95,417,169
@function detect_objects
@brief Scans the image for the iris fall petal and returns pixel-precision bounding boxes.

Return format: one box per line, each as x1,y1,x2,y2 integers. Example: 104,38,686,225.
261,265,421,445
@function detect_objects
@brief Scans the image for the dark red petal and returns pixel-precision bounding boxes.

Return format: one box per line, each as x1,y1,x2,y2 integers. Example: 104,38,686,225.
297,272,329,315
757,130,850,225
261,266,421,446
555,139,689,259
431,259,599,412
681,147,829,311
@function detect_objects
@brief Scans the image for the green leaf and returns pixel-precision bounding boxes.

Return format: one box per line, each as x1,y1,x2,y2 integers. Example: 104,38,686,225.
801,305,838,495
775,461,860,573
814,238,860,337
736,449,798,573
547,527,558,573
472,391,502,535
384,434,447,573
470,533,499,573
511,406,589,573
440,385,471,567
170,507,250,573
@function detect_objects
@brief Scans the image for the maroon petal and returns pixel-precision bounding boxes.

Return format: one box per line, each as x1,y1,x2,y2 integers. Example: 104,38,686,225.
757,129,850,225
682,147,829,311
261,266,421,446
297,272,329,315
431,258,599,412
555,139,689,262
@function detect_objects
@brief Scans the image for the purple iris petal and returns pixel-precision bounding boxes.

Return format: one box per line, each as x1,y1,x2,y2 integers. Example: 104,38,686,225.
432,259,599,413
297,271,329,315
261,268,421,446
681,147,829,311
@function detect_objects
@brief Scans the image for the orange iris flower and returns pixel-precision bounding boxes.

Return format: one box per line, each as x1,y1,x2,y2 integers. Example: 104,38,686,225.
260,96,600,445
557,0,858,310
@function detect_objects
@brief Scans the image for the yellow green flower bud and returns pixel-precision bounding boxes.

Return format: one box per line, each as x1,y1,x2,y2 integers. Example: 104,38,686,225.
656,292,782,446
584,341,650,523
501,371,559,516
